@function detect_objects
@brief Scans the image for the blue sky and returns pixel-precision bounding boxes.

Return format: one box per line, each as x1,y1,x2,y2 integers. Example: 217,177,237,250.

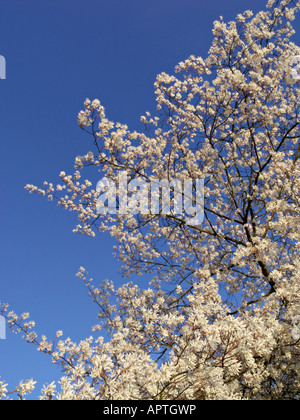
0,0,297,398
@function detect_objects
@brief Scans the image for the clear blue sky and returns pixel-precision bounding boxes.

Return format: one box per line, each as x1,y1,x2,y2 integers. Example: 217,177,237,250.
1,0,297,398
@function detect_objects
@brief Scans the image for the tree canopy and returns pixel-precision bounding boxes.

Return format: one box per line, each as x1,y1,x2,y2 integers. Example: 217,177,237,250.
1,0,300,400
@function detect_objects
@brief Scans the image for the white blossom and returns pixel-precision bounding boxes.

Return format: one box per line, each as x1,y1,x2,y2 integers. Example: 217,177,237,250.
1,0,299,400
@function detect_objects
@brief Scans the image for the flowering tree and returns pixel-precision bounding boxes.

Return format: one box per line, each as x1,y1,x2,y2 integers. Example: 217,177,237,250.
1,0,300,400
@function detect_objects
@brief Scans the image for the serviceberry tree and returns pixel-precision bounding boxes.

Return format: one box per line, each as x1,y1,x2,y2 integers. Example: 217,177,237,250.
1,0,300,399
